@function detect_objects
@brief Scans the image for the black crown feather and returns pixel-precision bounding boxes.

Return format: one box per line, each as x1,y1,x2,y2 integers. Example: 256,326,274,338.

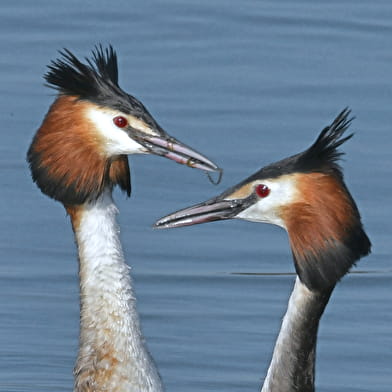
44,45,144,116
27,46,134,205
45,45,118,97
294,108,353,176
44,45,155,117
245,108,354,182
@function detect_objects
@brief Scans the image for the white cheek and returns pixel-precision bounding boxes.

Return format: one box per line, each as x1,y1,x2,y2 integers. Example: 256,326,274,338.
237,200,287,228
235,177,298,229
86,108,148,155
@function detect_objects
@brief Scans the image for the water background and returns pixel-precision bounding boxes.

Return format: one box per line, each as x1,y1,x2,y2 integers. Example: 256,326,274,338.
0,1,391,391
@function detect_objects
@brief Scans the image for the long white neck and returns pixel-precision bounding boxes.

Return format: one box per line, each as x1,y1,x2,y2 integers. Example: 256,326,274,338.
69,191,164,392
261,277,333,392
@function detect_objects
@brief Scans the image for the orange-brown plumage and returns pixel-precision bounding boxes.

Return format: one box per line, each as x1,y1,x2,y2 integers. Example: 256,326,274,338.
27,96,130,205
282,173,356,258
153,108,371,391
27,46,221,392
280,172,367,290
74,326,124,392
154,108,371,291
65,204,84,232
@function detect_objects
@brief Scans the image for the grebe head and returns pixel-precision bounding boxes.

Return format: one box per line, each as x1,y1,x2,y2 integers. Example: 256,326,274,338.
155,109,371,291
27,45,221,205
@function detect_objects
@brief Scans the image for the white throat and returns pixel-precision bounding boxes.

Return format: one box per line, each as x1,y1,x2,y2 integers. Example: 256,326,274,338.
72,191,164,392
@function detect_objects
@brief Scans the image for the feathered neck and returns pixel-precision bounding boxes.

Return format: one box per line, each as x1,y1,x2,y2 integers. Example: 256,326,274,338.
66,191,164,392
261,277,333,392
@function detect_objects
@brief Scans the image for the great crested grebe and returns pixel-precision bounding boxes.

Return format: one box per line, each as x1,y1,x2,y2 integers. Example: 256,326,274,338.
155,109,371,392
27,45,220,392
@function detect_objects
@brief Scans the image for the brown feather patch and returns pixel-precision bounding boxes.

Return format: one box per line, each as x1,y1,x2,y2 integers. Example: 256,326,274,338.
27,96,131,205
74,343,123,392
280,172,370,290
65,205,84,232
282,173,354,256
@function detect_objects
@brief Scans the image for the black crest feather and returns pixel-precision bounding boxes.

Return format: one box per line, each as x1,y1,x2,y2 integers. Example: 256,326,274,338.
234,108,371,291
294,108,354,176
45,44,118,93
246,108,354,182
27,46,134,205
44,45,131,107
44,45,155,116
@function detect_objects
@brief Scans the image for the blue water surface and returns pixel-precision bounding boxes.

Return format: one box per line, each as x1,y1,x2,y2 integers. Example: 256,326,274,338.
0,1,390,391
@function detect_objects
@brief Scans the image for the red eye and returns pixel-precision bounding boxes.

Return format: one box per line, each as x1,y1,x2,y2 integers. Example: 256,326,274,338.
113,116,128,128
255,184,270,198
